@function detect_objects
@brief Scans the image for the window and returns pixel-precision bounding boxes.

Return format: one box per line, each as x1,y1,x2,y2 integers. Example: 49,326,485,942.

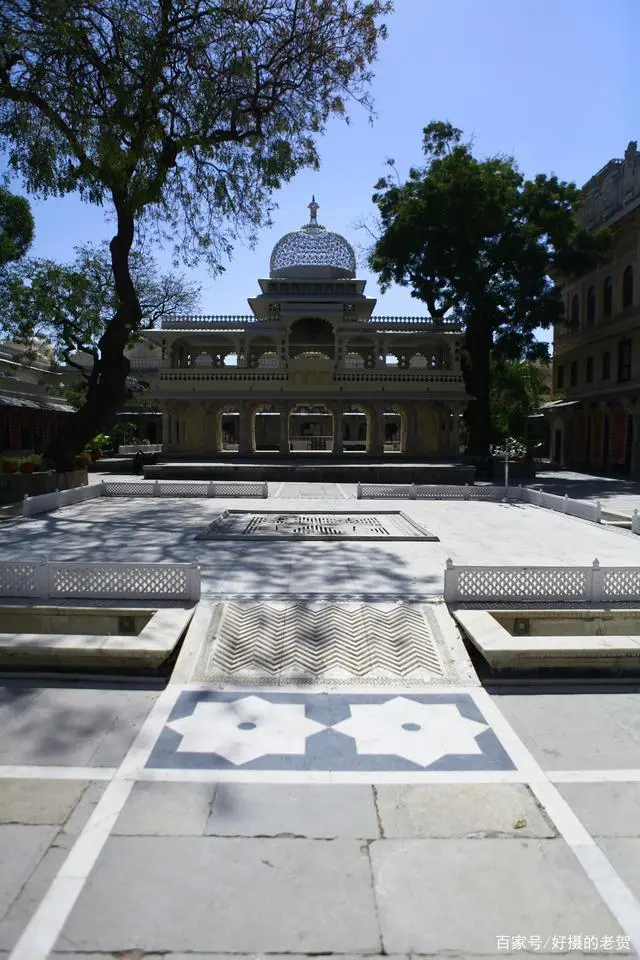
556,364,565,389
570,294,580,326
586,356,594,383
618,340,632,382
603,276,613,316
602,351,611,380
586,286,596,323
623,265,634,309
570,361,578,386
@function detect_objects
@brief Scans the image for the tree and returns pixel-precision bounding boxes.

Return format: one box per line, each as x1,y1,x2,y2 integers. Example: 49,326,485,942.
0,0,391,468
490,359,549,444
0,184,33,266
369,121,609,458
1,242,200,389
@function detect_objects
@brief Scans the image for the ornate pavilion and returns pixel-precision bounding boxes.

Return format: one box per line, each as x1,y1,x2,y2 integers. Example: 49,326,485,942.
130,200,468,457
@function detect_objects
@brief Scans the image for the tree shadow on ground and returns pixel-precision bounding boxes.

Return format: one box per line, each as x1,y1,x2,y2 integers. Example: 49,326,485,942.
534,474,640,504
0,499,443,598
0,681,159,765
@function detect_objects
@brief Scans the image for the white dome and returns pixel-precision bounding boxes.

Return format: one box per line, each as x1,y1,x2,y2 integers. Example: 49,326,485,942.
269,198,356,280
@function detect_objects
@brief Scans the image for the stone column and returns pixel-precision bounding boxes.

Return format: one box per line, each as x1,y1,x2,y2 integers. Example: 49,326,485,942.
329,402,344,456
449,403,462,456
202,403,220,454
238,402,253,456
279,402,291,455
161,405,171,453
403,404,421,457
368,404,384,457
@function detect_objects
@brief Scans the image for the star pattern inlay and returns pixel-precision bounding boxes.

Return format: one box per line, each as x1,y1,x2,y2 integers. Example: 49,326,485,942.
166,695,327,765
332,697,488,767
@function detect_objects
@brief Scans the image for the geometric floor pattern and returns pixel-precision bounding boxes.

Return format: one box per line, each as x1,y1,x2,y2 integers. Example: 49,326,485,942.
198,600,469,685
197,509,438,540
146,690,515,771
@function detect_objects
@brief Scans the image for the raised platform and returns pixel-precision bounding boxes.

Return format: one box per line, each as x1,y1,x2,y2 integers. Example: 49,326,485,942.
143,457,476,484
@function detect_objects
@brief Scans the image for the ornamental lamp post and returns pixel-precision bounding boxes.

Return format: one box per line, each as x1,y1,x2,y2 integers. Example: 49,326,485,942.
489,437,526,501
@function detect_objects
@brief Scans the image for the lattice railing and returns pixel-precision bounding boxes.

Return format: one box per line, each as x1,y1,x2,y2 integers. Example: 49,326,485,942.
519,486,601,522
101,480,268,498
357,483,602,521
118,444,163,454
0,561,200,600
21,480,268,514
23,485,102,516
357,483,515,501
444,558,640,604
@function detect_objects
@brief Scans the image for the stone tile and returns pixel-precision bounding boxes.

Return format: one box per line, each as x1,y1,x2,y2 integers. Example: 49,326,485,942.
52,955,409,960
0,779,88,825
205,784,379,838
0,782,105,951
370,838,623,954
56,836,380,954
114,781,214,835
60,782,106,838
6,496,640,601
374,784,556,838
0,825,56,920
492,691,640,769
597,837,640,902
0,843,67,950
558,782,640,837
0,685,159,766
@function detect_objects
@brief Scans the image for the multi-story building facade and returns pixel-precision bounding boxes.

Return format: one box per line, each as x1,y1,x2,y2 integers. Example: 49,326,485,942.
129,200,468,457
0,341,74,455
544,141,640,475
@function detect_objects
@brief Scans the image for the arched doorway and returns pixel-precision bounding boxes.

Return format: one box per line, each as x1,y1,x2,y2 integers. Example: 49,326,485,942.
384,405,406,454
218,406,240,453
288,317,335,359
289,404,334,452
342,404,369,452
252,404,281,452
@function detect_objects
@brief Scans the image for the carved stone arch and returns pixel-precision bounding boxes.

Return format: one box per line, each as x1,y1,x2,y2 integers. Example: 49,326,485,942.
288,317,335,358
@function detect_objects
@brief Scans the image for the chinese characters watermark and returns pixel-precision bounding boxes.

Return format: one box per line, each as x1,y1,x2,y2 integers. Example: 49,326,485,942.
496,934,632,952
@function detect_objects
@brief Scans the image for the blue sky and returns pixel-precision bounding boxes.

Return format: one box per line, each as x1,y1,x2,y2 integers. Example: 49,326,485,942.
2,0,639,333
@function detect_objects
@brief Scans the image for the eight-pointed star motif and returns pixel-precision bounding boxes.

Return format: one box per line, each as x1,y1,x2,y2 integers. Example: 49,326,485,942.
166,695,326,765
333,697,488,767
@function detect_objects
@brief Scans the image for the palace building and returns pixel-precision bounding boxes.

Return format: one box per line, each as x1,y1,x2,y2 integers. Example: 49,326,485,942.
129,199,468,459
543,142,640,476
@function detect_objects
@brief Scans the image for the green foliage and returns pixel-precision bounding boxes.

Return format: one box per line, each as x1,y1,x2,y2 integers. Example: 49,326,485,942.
85,433,111,452
0,0,391,468
0,242,200,378
0,0,391,266
490,360,550,443
73,451,92,468
369,121,610,455
57,376,88,409
0,185,34,266
109,421,137,447
0,454,43,471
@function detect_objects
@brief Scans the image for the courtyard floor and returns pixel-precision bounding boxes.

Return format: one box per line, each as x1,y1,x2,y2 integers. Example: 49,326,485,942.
1,477,640,957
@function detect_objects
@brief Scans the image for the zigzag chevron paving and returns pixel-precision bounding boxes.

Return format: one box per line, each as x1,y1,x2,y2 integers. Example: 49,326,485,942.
197,599,476,685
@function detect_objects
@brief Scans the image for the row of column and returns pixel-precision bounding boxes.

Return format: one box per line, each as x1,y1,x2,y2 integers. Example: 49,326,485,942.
162,400,463,457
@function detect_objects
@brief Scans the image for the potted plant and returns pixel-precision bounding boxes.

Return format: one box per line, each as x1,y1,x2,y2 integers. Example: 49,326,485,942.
19,455,43,474
1,458,18,474
85,433,112,460
74,451,92,469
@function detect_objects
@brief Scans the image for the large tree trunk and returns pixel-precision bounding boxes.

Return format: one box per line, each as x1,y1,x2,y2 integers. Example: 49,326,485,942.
461,317,493,459
44,203,141,471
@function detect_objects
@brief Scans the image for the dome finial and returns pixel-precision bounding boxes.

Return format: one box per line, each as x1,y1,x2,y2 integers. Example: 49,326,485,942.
308,195,319,226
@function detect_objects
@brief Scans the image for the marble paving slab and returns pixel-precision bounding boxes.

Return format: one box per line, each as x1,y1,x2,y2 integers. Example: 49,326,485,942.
146,691,515,772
